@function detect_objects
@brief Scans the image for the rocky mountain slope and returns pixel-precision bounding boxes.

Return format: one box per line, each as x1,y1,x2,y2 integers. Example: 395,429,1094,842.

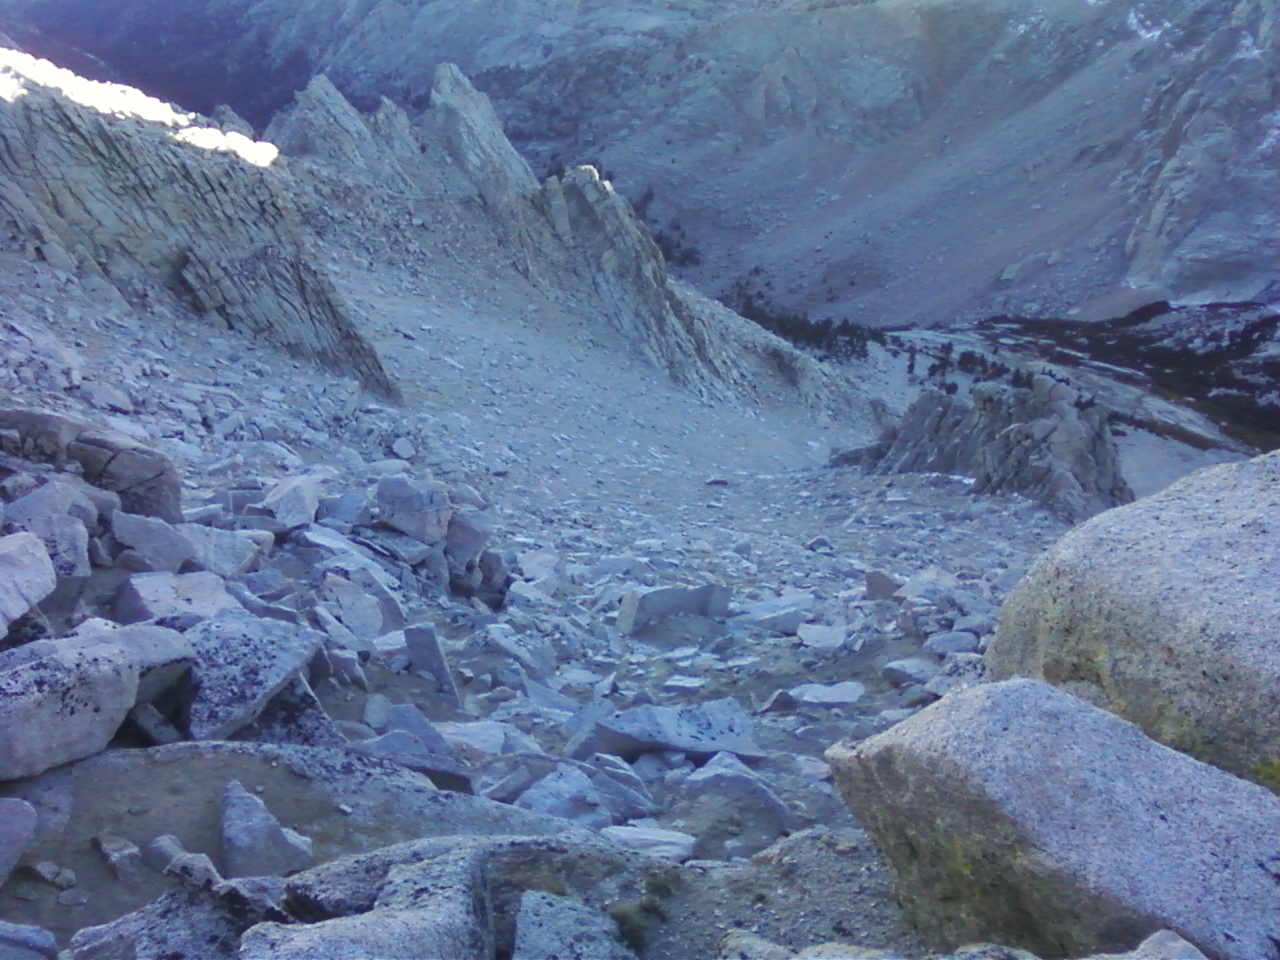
0,12,1274,960
0,0,1275,329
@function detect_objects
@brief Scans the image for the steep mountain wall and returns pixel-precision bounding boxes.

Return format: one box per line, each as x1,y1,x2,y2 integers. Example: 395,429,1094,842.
0,0,1273,326
0,49,397,397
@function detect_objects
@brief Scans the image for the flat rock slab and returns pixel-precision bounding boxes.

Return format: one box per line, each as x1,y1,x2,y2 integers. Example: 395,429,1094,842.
592,697,764,761
185,613,325,740
825,679,1280,960
113,571,245,625
0,741,584,944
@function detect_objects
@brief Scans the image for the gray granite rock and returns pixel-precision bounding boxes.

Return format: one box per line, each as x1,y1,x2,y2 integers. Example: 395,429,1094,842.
222,780,314,878
185,613,325,740
0,636,139,779
881,657,941,687
113,570,245,625
111,510,195,572
0,532,55,635
376,475,451,544
260,475,321,530
0,919,57,960
514,765,612,829
987,449,1280,791
513,890,637,960
826,679,1280,960
586,697,764,761
176,523,262,578
617,583,731,634
0,799,37,884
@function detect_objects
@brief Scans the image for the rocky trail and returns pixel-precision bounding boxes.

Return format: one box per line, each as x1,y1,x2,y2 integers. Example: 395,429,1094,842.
0,16,1274,960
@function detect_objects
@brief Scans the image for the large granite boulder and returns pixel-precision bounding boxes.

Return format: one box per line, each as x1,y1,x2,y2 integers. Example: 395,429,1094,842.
986,450,1280,791
825,679,1280,960
0,624,194,779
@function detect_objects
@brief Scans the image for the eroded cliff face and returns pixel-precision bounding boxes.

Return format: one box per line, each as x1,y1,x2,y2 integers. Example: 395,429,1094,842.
0,0,1273,325
0,49,397,396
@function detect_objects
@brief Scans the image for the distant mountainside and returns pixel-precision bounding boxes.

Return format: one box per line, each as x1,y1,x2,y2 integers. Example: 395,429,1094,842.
0,0,1274,330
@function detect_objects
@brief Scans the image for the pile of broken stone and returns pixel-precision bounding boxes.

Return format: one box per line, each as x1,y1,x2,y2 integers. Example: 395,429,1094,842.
0,390,1277,959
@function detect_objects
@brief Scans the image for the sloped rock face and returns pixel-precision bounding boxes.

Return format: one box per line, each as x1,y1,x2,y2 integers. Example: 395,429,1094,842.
986,450,1280,792
1122,0,1279,304
0,49,396,397
845,376,1132,522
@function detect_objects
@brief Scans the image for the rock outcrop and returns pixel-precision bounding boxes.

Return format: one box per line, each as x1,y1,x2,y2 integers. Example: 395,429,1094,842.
826,679,1280,960
0,49,395,397
840,376,1132,522
986,450,1280,791
269,63,849,409
0,407,181,520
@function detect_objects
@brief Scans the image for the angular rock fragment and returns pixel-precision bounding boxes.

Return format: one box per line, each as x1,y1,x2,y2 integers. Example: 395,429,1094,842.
675,751,799,857
384,704,459,758
113,570,245,625
617,582,731,634
444,507,493,573
584,697,764,761
16,513,90,578
513,890,637,960
93,834,145,883
222,780,314,878
599,825,696,862
322,573,385,640
261,476,321,529
347,730,472,793
0,920,58,960
789,680,866,707
514,765,612,829
185,613,325,740
177,523,262,578
111,511,195,572
825,679,1280,960
234,675,347,749
376,475,451,544
0,636,140,778
3,479,97,529
923,630,981,656
0,798,37,885
478,622,556,679
239,847,492,960
403,623,459,699
0,532,55,634
729,592,812,635
881,657,940,687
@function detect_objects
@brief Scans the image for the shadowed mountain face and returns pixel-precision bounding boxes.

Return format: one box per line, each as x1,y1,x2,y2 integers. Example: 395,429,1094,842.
0,0,1275,330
